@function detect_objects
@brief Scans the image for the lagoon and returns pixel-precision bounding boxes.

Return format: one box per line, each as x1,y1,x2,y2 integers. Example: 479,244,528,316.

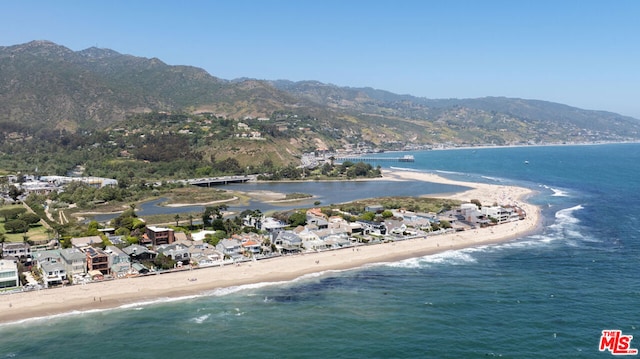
93,179,468,222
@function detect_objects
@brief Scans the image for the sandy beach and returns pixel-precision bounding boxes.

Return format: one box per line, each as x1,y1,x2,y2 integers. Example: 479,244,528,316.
0,170,541,325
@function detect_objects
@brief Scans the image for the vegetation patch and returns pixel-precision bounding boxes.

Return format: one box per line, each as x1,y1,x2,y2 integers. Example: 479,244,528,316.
284,193,313,200
337,197,461,215
163,187,236,205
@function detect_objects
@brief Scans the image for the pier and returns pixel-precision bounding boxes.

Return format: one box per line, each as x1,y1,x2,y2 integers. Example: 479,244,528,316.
334,155,415,164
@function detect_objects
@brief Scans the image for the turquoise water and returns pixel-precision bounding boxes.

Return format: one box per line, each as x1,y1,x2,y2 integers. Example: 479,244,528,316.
2,143,639,358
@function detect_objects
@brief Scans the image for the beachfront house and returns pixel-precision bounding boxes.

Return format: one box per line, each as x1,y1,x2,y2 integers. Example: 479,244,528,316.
1,242,31,262
131,262,150,275
32,249,61,267
273,231,303,253
241,238,261,256
123,244,157,262
356,220,387,235
85,247,110,275
0,259,19,289
144,226,175,247
59,248,87,277
188,241,222,267
216,238,243,259
157,243,191,265
481,206,520,224
260,217,286,232
39,260,66,288
106,246,131,278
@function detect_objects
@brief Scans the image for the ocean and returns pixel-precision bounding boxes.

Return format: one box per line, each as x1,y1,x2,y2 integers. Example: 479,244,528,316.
1,143,639,358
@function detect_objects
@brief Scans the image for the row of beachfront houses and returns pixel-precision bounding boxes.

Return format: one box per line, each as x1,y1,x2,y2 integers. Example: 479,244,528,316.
1,202,525,290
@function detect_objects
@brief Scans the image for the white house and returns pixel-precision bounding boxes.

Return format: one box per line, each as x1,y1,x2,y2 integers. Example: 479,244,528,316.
216,239,243,258
0,259,19,289
60,248,87,276
39,260,66,288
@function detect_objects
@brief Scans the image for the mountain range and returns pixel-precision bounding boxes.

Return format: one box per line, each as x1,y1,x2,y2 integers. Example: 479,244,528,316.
2,40,639,147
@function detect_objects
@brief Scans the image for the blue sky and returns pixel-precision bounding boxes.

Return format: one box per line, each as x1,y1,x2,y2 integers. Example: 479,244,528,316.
2,1,639,118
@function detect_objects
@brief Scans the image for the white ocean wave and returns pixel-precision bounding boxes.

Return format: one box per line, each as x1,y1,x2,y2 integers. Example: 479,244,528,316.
191,313,210,324
554,205,583,224
390,166,421,172
383,249,478,269
481,175,505,183
550,188,570,197
118,294,202,309
539,184,570,197
204,281,284,297
435,170,466,176
0,307,113,327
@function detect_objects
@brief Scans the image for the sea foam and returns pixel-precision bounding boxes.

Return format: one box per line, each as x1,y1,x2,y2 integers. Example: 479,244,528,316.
383,249,478,269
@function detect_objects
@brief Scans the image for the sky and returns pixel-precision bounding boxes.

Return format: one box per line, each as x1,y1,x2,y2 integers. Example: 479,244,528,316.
2,0,639,118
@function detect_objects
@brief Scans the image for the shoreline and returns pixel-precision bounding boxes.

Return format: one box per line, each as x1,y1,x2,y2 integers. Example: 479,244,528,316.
0,169,541,325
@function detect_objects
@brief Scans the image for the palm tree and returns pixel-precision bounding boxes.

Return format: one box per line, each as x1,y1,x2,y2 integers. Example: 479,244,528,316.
129,203,137,217
188,214,194,228
174,214,180,226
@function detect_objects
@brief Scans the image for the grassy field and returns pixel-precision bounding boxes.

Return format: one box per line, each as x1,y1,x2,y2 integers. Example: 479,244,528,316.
1,205,50,243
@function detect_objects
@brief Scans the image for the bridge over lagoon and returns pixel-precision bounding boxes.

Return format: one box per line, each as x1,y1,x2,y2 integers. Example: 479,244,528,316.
182,175,255,187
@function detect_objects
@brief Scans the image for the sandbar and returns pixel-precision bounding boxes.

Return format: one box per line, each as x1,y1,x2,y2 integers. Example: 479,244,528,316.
0,169,541,325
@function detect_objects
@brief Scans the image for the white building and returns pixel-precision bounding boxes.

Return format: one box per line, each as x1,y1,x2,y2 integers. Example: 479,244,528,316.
0,259,19,289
